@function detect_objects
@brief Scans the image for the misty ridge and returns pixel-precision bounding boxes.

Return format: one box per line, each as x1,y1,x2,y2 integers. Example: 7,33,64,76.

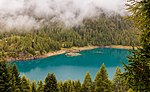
0,0,126,31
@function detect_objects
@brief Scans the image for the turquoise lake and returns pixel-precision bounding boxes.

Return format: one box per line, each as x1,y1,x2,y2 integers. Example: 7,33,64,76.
12,48,130,82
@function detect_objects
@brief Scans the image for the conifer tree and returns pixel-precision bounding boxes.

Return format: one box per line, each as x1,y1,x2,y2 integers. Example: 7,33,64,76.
31,81,37,92
21,76,31,92
62,80,74,92
37,80,44,92
0,62,13,92
94,64,112,92
73,80,81,92
67,80,74,92
12,65,21,85
58,81,63,92
127,88,135,92
112,67,128,92
63,80,74,92
44,73,58,92
62,81,69,92
123,0,150,91
81,72,93,92
12,64,21,92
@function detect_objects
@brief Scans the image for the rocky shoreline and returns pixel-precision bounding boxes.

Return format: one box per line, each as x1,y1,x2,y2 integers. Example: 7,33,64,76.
6,45,141,62
44,46,99,57
7,46,99,61
65,52,81,57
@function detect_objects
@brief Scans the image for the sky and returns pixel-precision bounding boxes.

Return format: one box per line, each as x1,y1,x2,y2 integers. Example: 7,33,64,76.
0,0,126,31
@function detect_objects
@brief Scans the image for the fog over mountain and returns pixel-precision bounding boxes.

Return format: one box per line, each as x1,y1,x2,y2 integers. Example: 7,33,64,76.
0,0,126,31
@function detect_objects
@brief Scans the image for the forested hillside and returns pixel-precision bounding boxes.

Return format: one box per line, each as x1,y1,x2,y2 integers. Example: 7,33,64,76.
0,0,149,91
0,13,140,61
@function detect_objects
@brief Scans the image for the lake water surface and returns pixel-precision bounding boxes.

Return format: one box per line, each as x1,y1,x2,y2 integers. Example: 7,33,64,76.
12,48,130,82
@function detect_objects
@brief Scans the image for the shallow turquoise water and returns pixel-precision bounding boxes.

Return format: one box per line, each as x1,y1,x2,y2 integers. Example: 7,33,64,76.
12,48,130,81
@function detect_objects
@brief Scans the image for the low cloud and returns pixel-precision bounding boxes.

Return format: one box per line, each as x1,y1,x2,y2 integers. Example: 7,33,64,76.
0,0,126,31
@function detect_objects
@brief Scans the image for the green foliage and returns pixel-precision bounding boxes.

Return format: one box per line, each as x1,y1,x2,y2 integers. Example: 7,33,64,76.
62,80,74,92
62,81,68,92
12,65,21,91
94,64,112,92
0,60,137,92
112,67,128,92
31,81,37,92
21,76,31,92
0,62,22,92
66,80,74,92
44,73,58,92
58,81,63,92
72,80,81,92
81,72,93,92
37,80,44,92
127,88,135,92
0,13,140,60
123,49,150,91
0,62,13,92
123,0,150,91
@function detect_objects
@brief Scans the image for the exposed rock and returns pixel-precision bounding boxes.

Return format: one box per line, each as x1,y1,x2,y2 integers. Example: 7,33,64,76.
65,52,81,57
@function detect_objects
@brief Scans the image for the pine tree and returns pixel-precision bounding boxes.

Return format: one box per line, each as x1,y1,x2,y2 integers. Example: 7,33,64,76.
31,81,37,92
21,76,31,92
0,62,13,92
67,80,74,92
62,81,68,92
44,73,58,92
112,67,128,92
58,81,63,92
37,80,44,92
127,88,135,92
94,64,112,92
123,0,150,91
72,80,81,92
12,64,21,92
81,72,93,92
62,80,74,92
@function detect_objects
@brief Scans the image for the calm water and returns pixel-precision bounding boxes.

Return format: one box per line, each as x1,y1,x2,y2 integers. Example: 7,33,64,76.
12,48,130,82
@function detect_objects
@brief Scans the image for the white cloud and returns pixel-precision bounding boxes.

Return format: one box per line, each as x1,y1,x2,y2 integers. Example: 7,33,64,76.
0,0,126,31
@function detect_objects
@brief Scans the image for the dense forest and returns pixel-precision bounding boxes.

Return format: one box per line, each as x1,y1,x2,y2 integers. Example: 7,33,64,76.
0,0,150,91
0,62,131,92
0,13,140,61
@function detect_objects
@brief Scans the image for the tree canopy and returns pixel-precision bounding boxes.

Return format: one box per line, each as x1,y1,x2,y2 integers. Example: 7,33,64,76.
123,0,150,91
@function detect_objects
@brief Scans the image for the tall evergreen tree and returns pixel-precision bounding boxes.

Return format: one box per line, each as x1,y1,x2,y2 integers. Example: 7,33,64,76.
37,80,44,92
81,72,93,92
72,80,81,92
58,81,63,92
44,73,58,92
21,76,31,92
112,67,128,92
123,0,150,91
94,64,112,92
62,81,68,92
12,64,21,92
31,81,37,92
62,80,74,92
67,80,74,92
127,88,135,92
0,62,13,92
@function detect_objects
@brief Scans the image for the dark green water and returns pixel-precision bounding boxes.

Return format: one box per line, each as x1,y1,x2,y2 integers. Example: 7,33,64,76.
12,48,130,81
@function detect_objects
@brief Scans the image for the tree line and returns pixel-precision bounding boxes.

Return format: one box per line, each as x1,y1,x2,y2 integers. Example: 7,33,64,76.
0,13,140,61
0,61,132,92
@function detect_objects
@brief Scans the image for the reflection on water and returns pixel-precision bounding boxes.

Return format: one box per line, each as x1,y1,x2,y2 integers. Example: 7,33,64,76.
12,48,130,81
